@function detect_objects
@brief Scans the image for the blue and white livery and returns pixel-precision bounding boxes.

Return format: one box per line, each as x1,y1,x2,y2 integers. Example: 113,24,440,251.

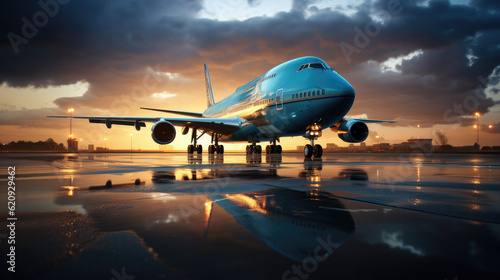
48,57,394,158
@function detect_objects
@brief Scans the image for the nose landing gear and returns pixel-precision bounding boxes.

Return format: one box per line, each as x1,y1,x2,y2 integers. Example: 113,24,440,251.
304,123,323,158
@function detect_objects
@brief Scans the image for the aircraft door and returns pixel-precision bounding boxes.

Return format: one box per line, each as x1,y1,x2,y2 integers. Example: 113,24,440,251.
275,88,283,111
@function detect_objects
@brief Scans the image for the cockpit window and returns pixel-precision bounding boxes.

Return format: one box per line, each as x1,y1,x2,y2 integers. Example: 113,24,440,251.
298,62,326,71
309,63,325,69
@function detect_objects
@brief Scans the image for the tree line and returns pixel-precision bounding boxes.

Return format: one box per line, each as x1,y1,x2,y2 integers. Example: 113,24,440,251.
0,138,66,151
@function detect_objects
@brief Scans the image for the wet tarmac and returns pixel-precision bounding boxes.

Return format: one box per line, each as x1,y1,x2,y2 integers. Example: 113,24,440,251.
1,152,500,280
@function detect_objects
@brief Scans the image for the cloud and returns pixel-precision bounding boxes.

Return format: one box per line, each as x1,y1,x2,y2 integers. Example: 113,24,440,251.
0,0,499,132
247,0,262,7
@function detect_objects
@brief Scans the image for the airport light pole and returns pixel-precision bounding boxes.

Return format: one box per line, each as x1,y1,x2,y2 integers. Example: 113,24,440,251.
104,138,107,150
475,112,480,145
68,108,74,138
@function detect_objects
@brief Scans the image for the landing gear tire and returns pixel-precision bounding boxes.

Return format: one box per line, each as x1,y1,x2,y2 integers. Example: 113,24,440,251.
276,145,282,154
313,144,323,158
255,145,262,154
208,145,215,154
266,144,281,154
219,145,224,154
187,145,194,154
246,145,253,154
196,145,202,154
304,144,313,158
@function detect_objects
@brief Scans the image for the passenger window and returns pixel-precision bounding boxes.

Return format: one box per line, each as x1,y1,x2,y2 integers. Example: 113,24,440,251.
322,89,325,95
312,91,315,96
300,93,302,98
308,91,311,97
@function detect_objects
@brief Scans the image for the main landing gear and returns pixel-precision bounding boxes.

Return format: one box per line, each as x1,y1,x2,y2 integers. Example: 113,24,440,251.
187,129,225,154
245,139,282,155
187,128,203,154
246,141,262,154
208,132,224,154
265,140,282,154
304,123,323,158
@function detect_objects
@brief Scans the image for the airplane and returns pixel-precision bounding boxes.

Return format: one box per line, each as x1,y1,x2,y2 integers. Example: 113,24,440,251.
48,56,394,158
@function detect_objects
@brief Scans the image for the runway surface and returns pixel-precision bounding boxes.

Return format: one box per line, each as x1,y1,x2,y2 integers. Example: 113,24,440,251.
1,152,500,279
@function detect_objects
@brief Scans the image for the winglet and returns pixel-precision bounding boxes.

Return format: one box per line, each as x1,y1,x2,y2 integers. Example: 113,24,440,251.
204,63,215,108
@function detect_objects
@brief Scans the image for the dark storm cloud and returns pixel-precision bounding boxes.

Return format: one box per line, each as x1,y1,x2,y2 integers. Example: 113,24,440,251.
0,0,499,131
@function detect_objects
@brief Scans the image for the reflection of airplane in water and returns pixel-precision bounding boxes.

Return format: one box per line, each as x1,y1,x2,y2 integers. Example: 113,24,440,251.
209,188,355,262
187,153,283,165
299,159,369,186
150,160,368,186
152,168,282,183
49,57,394,158
335,168,369,181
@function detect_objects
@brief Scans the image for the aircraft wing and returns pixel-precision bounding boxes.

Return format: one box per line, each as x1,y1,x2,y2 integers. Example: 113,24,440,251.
140,107,203,117
343,118,396,123
47,116,241,135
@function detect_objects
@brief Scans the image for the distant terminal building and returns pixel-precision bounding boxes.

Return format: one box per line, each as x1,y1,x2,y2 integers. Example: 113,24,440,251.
360,142,367,151
325,143,345,152
407,138,433,152
67,138,78,152
372,143,391,152
326,143,338,150
88,144,95,152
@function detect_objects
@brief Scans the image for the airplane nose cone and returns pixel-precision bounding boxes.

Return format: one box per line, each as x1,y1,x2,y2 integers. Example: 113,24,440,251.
328,73,355,97
341,81,355,96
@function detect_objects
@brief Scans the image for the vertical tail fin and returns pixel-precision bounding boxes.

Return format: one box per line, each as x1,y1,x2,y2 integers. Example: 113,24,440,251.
204,63,215,108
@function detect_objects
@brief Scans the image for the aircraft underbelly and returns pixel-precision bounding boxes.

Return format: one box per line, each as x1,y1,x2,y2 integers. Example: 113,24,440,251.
257,124,283,136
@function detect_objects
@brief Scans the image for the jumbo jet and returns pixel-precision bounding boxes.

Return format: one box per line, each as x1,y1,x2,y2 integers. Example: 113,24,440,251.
49,56,394,158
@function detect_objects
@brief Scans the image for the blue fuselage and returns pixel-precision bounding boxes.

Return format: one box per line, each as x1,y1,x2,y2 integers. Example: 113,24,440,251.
202,57,355,142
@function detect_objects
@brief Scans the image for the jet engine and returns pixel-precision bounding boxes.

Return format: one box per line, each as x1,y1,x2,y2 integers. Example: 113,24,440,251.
333,120,369,143
151,120,176,144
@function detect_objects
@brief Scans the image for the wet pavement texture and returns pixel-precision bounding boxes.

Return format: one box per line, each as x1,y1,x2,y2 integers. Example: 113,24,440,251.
1,152,500,280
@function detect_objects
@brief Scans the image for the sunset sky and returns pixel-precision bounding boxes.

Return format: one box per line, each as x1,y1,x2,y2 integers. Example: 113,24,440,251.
1,0,499,151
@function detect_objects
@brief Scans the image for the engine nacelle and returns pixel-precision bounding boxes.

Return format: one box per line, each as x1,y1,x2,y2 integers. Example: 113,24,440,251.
151,120,176,144
336,120,369,143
